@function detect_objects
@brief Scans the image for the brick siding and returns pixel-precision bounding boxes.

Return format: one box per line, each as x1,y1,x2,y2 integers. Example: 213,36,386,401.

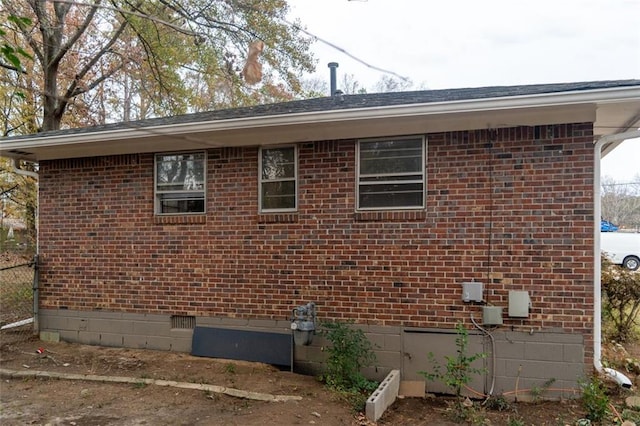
38,123,595,356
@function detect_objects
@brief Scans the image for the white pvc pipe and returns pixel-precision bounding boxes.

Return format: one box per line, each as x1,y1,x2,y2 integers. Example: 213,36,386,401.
0,317,33,330
593,130,639,388
10,158,39,180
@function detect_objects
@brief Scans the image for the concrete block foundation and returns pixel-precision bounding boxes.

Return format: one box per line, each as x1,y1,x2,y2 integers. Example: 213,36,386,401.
39,309,587,399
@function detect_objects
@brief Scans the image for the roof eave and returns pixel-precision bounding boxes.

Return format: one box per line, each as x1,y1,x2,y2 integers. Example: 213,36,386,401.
2,85,639,161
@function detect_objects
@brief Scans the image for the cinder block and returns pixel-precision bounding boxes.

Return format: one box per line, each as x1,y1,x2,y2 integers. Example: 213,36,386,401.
541,332,583,344
170,328,194,339
275,319,292,329
367,325,402,335
504,359,584,382
39,331,60,342
170,338,192,352
366,369,400,422
218,318,249,326
39,308,59,317
491,358,506,377
145,336,173,351
132,321,168,336
298,345,326,363
563,344,584,363
196,317,223,327
373,351,403,368
247,319,278,329
77,331,101,346
362,366,390,382
121,312,146,321
140,313,168,323
496,340,525,359
524,342,564,362
367,333,385,349
123,334,148,349
384,334,402,351
58,330,79,342
88,318,131,334
293,360,323,376
42,315,68,331
99,332,124,347
90,311,124,320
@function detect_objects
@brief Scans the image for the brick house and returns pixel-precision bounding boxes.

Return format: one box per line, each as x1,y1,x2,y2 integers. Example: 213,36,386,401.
2,80,639,396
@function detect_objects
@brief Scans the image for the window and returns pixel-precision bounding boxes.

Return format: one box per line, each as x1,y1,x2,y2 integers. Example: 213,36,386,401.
357,136,425,210
155,152,206,214
259,146,297,212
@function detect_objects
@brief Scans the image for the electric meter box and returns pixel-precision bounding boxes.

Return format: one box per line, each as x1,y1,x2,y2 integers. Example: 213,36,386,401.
461,282,483,303
508,290,530,317
482,306,503,325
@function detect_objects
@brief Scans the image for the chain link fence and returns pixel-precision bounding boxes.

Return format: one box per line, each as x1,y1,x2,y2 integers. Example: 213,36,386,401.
0,254,36,344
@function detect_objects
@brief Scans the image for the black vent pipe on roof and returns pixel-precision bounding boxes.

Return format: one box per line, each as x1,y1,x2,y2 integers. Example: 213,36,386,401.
328,62,339,96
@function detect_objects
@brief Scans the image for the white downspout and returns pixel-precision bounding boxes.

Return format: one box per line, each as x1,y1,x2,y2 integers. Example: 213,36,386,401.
593,130,639,389
10,158,39,181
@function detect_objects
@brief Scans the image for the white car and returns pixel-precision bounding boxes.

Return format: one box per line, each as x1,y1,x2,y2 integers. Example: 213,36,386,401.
601,232,640,271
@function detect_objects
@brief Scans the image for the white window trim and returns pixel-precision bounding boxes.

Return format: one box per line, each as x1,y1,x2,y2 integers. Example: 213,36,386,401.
356,135,426,211
154,151,207,215
259,145,298,213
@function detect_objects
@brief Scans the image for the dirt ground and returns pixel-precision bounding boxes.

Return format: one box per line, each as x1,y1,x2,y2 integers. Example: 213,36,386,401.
1,333,639,425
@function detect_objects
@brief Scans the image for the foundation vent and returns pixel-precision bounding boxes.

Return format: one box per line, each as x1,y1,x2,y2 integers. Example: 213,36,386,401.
171,315,196,329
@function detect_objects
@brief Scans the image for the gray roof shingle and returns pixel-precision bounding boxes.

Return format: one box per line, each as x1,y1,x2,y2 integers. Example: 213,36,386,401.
5,79,640,140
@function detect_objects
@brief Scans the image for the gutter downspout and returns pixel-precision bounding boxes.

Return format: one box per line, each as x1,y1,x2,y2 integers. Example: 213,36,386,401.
593,130,639,389
10,158,40,335
10,158,39,180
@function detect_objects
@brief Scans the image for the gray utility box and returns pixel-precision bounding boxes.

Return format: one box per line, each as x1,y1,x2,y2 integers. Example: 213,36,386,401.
461,282,483,303
482,306,503,325
508,290,530,317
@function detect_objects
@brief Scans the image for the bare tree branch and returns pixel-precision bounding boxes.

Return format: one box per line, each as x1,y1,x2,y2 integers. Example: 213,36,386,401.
61,19,128,101
51,0,198,36
52,0,101,66
72,61,124,96
0,62,28,73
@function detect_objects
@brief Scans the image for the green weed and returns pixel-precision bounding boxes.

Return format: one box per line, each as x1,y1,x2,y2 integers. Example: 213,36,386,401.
320,321,378,412
579,375,610,422
419,322,486,423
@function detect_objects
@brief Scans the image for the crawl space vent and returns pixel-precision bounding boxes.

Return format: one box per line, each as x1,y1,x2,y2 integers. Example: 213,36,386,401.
171,315,195,329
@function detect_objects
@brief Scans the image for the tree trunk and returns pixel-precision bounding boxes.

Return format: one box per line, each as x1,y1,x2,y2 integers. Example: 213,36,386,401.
42,62,62,131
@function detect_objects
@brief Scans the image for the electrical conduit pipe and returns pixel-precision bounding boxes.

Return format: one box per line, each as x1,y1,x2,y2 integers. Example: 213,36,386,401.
593,129,639,388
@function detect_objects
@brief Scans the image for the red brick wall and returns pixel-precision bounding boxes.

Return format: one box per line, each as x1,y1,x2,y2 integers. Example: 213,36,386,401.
38,123,595,338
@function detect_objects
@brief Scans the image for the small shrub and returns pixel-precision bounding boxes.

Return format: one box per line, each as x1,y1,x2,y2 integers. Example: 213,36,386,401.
530,377,556,402
320,321,378,411
419,322,486,422
579,375,610,422
484,394,512,412
224,363,236,375
507,416,525,426
420,323,486,398
134,380,147,389
621,408,640,423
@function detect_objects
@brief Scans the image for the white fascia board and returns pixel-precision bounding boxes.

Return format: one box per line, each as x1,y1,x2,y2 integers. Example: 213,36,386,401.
3,85,640,151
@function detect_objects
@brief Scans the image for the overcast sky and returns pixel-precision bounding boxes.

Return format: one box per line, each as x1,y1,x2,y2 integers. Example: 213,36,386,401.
288,0,640,182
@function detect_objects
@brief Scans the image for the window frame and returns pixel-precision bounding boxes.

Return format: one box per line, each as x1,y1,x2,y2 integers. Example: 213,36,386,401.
154,151,207,216
356,136,426,211
258,145,298,213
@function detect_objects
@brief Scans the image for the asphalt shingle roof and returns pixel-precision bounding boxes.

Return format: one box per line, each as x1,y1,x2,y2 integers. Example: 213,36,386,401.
6,79,640,140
